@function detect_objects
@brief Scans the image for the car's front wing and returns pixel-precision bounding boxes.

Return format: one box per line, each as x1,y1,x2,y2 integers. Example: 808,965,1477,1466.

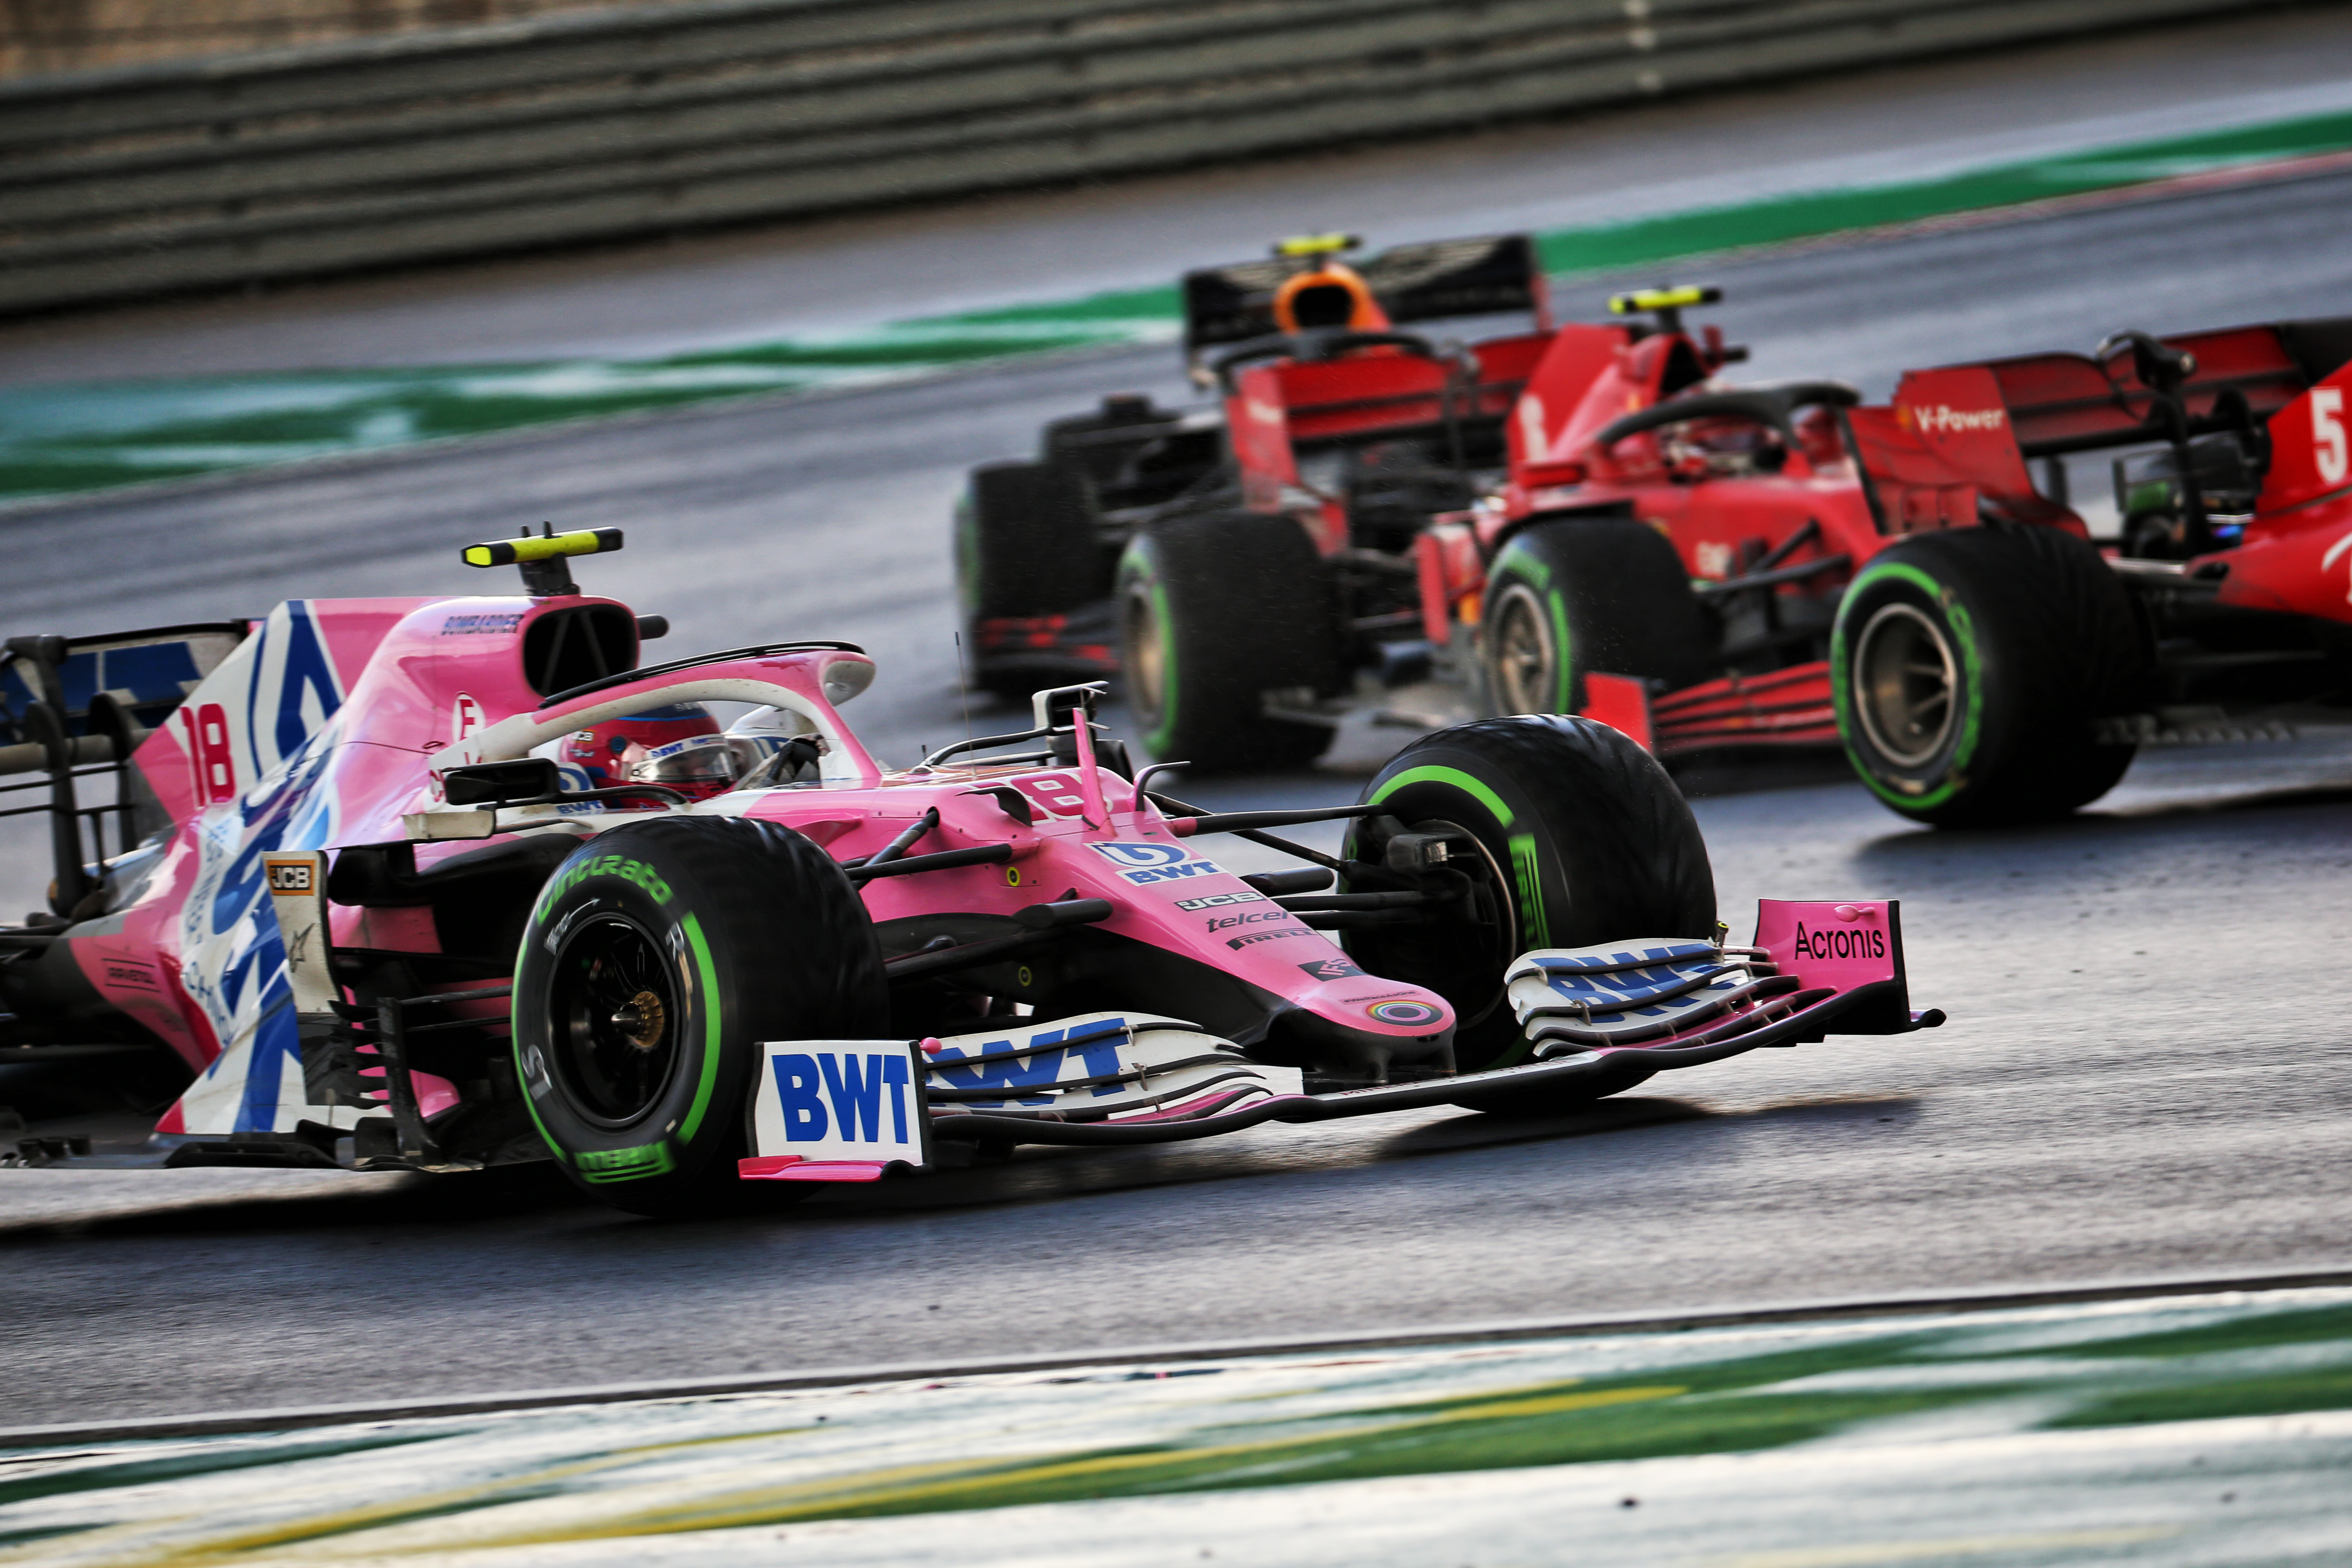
739,899,1941,1183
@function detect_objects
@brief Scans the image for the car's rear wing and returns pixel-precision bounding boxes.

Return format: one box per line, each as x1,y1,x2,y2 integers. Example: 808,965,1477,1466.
1928,318,2352,459
0,624,247,754
1181,233,1547,356
0,622,248,914
1844,317,2352,533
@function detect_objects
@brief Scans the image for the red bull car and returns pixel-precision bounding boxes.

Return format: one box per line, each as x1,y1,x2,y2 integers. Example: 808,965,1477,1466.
0,532,1937,1213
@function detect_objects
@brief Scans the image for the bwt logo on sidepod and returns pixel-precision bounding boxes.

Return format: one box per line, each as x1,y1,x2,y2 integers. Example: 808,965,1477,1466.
1089,841,1226,885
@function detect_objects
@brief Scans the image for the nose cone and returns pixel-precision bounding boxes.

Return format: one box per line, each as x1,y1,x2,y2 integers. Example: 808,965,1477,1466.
1295,975,1453,1036
1274,975,1455,1082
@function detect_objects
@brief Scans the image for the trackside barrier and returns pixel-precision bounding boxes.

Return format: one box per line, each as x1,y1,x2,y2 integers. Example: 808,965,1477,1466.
0,0,2295,314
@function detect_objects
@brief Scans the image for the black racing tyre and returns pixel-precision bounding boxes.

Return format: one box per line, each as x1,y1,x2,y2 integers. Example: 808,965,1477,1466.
956,461,1107,701
1479,517,1718,716
513,817,887,1215
956,461,1102,618
1343,715,1717,1106
1116,512,1342,771
1830,525,2151,827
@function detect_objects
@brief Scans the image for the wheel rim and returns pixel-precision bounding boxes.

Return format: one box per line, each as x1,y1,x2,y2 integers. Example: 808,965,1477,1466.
1487,583,1558,715
1345,816,1518,1034
1122,574,1169,728
548,912,682,1127
1852,603,1960,767
1427,817,1519,1030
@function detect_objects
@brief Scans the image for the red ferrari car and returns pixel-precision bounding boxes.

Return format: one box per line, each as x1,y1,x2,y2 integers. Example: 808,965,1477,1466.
1457,291,2352,823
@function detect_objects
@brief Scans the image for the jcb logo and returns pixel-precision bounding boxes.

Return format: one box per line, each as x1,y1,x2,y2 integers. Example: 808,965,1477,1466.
266,861,313,892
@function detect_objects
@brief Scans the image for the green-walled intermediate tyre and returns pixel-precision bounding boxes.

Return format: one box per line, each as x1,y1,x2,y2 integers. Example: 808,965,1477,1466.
956,461,1102,620
513,817,887,1215
1343,715,1717,1102
1116,512,1341,771
1831,526,2151,827
1479,518,1717,715
956,461,1106,700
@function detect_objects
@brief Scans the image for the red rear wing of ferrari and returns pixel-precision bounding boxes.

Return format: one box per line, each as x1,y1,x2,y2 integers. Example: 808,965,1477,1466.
1847,318,2352,531
1976,322,2338,455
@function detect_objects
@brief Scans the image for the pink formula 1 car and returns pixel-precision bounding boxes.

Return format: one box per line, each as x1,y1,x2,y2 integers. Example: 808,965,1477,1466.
0,533,1938,1212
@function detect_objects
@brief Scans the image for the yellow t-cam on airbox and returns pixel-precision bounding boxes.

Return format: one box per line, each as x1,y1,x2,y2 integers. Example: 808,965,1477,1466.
461,526,623,595
1608,285,1724,334
461,528,622,568
1273,232,1361,260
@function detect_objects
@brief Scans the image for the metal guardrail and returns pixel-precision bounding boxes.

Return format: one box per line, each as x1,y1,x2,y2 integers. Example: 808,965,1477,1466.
0,0,2285,314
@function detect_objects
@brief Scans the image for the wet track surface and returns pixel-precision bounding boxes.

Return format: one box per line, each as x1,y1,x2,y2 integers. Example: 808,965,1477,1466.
5,154,2352,1431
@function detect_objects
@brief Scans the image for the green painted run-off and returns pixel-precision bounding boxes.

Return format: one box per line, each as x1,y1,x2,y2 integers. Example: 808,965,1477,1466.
4,1287,2352,1561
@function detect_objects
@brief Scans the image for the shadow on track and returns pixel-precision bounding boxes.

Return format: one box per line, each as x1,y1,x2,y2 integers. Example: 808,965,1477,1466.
1849,777,2352,878
0,1089,1918,1241
0,1160,598,1242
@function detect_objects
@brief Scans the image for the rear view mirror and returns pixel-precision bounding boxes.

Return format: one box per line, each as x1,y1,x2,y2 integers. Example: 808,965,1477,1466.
441,758,560,806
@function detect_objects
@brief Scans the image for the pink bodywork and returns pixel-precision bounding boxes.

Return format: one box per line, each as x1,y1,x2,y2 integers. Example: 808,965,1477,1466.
460,647,1459,1054
68,589,1450,1139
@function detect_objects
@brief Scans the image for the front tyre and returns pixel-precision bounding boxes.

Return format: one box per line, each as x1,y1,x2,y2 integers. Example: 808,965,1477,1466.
513,817,887,1215
1831,526,2149,827
1116,512,1340,771
1343,716,1716,1099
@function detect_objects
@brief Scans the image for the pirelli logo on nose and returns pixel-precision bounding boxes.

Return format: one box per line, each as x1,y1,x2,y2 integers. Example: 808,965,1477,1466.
266,861,314,892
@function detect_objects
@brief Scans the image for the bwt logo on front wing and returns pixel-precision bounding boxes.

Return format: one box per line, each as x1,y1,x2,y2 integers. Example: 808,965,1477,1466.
1906,403,2008,435
1089,841,1227,885
770,1052,917,1145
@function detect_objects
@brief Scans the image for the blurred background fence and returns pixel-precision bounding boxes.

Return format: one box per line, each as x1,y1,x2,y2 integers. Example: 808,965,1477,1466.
0,0,2297,313
0,0,711,78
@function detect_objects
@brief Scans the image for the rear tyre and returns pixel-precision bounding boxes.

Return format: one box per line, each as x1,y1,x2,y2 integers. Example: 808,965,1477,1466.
1479,518,1717,715
513,817,887,1216
1831,526,2150,826
1342,715,1716,1105
956,461,1105,700
1116,512,1341,771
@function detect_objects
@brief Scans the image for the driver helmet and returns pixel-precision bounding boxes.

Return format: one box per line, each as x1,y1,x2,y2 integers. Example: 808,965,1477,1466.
563,703,745,801
1272,263,1390,334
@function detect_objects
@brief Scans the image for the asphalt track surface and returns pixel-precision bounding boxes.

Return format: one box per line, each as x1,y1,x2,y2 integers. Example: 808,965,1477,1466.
8,69,2352,1433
